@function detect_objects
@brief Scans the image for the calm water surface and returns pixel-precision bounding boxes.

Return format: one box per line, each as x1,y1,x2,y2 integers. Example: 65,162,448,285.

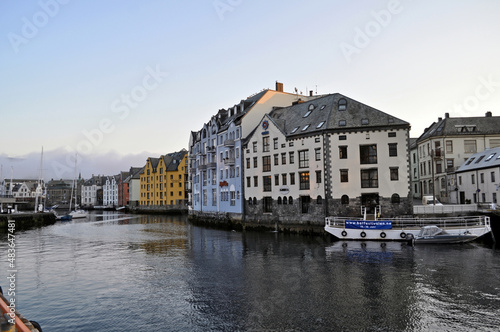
1,211,499,331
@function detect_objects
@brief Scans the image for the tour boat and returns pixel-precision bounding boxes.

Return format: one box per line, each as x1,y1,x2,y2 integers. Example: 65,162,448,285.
324,206,491,242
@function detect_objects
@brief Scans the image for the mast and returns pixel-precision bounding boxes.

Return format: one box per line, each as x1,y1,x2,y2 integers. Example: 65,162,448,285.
35,147,44,212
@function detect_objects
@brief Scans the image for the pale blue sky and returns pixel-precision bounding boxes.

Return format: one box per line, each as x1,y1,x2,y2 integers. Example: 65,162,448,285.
1,0,500,179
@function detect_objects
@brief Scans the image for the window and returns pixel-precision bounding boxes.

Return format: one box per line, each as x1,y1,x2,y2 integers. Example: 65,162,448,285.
464,140,477,154
281,153,286,164
316,170,322,183
465,157,475,165
275,174,279,186
283,196,288,205
360,145,377,164
490,139,500,148
340,169,348,182
301,195,311,213
339,120,346,126
299,150,309,168
339,135,346,140
273,138,278,149
253,142,257,153
471,174,475,184
263,137,270,152
338,98,347,111
459,176,462,185
263,156,271,172
493,193,497,204
317,196,323,205
290,173,296,185
303,110,312,118
246,158,250,169
485,153,496,161
253,176,258,187
263,176,272,192
282,174,287,186
388,143,397,157
339,146,347,159
315,148,321,161
299,172,309,190
317,121,325,128
246,177,251,187
341,195,349,205
491,172,496,183
390,167,399,181
436,162,442,174
212,188,217,206
388,132,396,137
446,140,453,153
289,152,294,164
264,197,273,213
480,173,484,184
291,127,299,134
253,157,258,168
391,193,400,204
361,119,369,125
361,169,378,188
446,159,454,171
277,197,282,205
302,124,310,131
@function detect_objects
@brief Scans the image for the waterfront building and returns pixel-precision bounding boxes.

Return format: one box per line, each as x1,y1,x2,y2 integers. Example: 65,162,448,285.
46,179,73,205
140,149,188,207
409,138,420,199
81,175,104,207
189,82,318,219
451,147,500,206
103,175,119,207
416,112,500,203
128,167,143,207
244,93,411,224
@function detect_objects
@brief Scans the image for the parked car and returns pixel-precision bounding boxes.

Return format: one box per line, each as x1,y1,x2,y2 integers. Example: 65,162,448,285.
422,195,443,205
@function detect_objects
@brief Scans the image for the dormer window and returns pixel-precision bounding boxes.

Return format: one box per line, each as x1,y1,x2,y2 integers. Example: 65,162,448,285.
361,119,369,125
339,120,346,126
338,98,347,111
302,124,310,131
303,110,312,118
317,121,325,128
485,153,496,161
308,104,315,111
291,126,299,134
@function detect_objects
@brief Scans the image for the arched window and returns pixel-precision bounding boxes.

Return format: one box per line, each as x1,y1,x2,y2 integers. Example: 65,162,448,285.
253,197,257,205
248,197,253,205
341,195,349,205
277,197,282,205
317,195,323,204
283,196,287,205
338,98,347,111
288,197,293,205
391,193,400,204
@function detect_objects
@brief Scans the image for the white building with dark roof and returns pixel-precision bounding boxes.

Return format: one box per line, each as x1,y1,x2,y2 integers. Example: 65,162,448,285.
244,93,411,225
452,147,500,206
416,112,500,203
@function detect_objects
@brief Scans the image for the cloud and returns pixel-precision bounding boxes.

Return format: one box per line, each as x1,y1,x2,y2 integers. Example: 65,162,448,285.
0,148,153,181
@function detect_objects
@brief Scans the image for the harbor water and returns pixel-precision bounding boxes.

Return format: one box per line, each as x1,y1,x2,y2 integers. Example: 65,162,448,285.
1,211,499,331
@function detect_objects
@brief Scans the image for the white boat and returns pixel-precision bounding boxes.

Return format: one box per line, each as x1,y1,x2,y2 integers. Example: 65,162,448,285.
69,209,88,219
325,206,491,242
406,225,478,244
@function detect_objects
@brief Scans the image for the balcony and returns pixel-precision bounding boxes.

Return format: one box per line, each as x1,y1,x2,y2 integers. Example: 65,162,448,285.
224,157,235,166
198,164,207,170
207,162,217,169
224,139,235,147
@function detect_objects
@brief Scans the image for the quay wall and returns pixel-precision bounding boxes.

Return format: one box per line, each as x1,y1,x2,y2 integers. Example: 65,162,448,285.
131,206,188,215
0,213,56,232
188,211,325,236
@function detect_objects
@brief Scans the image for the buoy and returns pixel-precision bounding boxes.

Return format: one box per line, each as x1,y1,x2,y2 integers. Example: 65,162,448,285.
380,232,386,238
360,231,366,238
400,232,406,239
341,230,347,237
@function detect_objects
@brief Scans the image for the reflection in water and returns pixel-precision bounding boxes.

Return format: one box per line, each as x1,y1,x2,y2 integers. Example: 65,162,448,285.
0,212,498,331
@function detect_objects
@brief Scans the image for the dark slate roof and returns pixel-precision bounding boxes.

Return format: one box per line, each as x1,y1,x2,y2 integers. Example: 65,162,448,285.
456,147,500,173
417,113,500,142
131,167,144,179
268,93,409,138
409,138,418,149
164,149,187,171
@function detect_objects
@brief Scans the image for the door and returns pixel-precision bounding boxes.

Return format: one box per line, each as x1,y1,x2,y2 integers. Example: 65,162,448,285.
459,191,465,205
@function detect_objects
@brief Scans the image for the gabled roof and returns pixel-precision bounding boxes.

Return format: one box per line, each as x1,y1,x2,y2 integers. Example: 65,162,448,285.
417,113,500,142
457,147,500,173
164,149,187,171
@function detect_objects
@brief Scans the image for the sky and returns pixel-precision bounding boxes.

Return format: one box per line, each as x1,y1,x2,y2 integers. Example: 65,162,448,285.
1,0,500,180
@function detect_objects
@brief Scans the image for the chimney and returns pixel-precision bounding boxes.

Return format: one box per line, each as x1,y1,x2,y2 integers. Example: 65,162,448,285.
445,112,450,118
275,81,283,92
438,117,442,122
309,90,313,96
486,111,492,117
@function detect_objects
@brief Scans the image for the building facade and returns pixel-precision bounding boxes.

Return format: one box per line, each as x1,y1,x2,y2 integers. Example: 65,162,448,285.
244,93,412,225
140,150,188,207
103,175,119,207
416,112,500,203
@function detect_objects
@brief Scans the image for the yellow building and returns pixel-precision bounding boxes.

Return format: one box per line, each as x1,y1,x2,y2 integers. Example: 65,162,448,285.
140,149,188,206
